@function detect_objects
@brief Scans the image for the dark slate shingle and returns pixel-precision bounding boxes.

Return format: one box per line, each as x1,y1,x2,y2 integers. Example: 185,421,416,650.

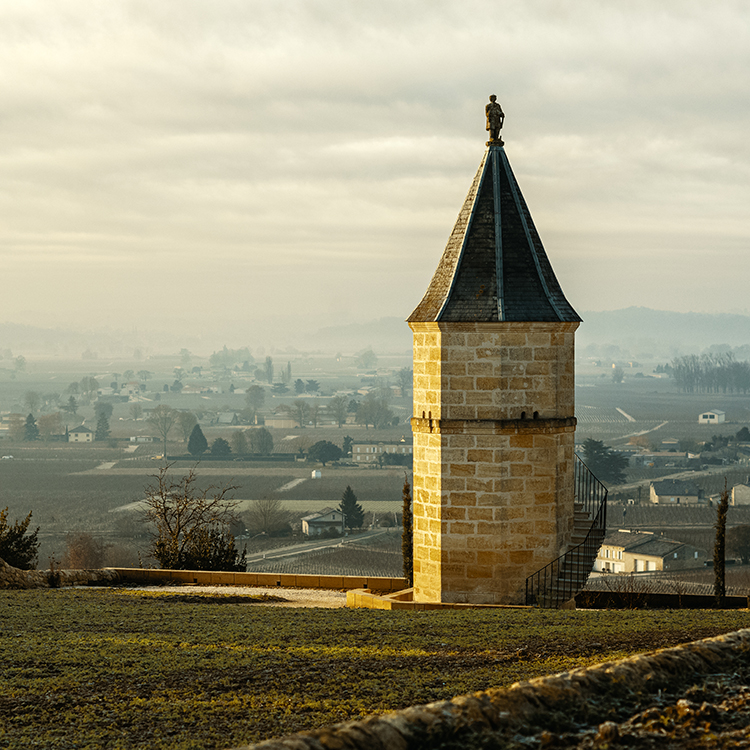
409,144,580,323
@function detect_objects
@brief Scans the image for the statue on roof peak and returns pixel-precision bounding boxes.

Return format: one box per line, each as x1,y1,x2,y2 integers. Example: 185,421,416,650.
485,94,505,144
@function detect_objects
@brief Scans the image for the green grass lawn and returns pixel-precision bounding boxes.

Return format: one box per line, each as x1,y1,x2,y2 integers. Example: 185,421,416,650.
2,589,750,749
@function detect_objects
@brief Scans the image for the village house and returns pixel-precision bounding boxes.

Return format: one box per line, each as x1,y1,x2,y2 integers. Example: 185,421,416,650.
119,382,141,399
649,478,702,505
595,530,706,573
68,425,94,443
301,507,344,536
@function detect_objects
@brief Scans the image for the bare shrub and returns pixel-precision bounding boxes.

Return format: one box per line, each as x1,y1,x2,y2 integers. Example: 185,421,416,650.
244,497,290,536
103,543,140,568
63,532,106,569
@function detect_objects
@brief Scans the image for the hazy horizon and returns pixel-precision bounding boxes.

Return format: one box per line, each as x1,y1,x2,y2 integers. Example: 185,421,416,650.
2,2,749,343
3,306,750,360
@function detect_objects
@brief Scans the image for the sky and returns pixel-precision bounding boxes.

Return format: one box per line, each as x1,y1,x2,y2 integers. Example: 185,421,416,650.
1,1,749,348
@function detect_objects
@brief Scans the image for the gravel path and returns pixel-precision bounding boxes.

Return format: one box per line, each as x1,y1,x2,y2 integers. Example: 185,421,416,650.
134,584,347,608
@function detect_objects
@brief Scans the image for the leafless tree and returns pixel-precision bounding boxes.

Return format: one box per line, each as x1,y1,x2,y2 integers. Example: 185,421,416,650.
245,496,289,535
396,367,412,397
245,385,266,422
142,463,242,570
24,390,41,413
147,405,179,458
248,427,273,455
177,411,198,443
327,395,348,428
231,431,249,456
37,412,63,441
278,400,310,428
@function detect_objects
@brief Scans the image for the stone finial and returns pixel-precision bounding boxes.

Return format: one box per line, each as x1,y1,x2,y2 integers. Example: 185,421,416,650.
485,94,504,145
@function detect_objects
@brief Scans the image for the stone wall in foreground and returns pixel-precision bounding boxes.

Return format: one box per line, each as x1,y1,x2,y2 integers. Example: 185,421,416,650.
0,558,119,589
236,628,750,750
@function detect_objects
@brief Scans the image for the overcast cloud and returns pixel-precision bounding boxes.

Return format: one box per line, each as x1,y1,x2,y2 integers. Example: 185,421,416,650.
1,1,748,347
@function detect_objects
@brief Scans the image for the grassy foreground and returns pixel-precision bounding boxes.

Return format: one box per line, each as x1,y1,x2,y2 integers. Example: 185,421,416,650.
2,590,750,749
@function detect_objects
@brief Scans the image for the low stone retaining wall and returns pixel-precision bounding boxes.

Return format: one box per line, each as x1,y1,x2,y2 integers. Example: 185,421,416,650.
111,568,407,591
0,558,120,589
577,588,750,610
236,628,750,750
1,561,407,593
348,588,530,610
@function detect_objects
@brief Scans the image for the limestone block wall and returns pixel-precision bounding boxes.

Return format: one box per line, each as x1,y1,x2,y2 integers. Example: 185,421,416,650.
412,322,577,423
409,321,578,605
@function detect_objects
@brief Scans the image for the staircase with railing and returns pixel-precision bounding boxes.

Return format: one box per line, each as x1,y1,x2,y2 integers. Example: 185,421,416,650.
525,456,608,607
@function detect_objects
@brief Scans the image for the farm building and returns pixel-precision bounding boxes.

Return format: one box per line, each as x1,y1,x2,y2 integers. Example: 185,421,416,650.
632,451,690,469
649,479,702,505
264,417,297,429
594,530,705,573
659,438,680,451
699,410,726,424
301,508,344,536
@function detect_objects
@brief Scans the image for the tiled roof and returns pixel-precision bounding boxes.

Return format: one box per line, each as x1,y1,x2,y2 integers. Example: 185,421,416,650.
302,507,339,522
651,479,700,496
602,531,687,557
409,143,580,323
608,505,750,528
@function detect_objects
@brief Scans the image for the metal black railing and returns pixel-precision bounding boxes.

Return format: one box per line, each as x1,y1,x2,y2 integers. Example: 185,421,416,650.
525,456,608,608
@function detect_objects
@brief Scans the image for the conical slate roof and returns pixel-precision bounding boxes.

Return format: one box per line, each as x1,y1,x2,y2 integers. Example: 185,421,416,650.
408,143,580,323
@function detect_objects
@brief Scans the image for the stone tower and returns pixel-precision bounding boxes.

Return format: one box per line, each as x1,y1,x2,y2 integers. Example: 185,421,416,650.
408,115,582,605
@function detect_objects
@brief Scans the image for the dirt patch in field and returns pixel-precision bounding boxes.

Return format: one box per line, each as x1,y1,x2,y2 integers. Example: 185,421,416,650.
134,584,347,607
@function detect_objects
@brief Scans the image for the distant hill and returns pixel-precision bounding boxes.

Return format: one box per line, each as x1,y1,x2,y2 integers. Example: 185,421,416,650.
578,308,750,359
304,317,412,354
307,308,750,358
0,322,180,359
3,308,749,359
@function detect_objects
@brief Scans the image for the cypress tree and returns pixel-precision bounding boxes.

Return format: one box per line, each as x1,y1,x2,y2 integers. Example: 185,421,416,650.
95,413,110,441
23,414,39,442
401,474,413,587
187,424,208,456
714,480,729,607
339,485,364,530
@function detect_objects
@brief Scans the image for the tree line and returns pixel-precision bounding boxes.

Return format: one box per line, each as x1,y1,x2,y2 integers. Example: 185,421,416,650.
670,353,750,394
